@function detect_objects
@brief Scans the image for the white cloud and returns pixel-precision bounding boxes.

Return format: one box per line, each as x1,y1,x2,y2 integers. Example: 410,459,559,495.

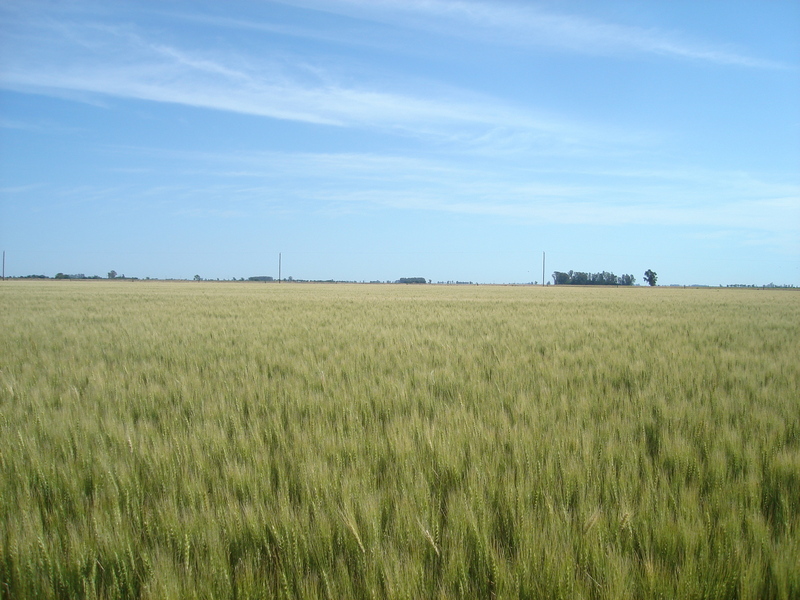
100,146,800,237
0,13,563,133
0,116,85,134
278,0,789,69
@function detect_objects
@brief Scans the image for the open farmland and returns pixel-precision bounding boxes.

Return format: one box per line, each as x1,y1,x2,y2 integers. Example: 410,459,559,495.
1,281,798,599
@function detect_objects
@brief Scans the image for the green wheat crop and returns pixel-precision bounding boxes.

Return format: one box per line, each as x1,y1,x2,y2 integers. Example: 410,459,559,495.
1,281,798,599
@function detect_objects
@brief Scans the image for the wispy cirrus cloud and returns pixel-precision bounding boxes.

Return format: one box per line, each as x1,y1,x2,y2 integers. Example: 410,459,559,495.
6,0,779,163
96,146,800,239
278,0,790,69
0,15,564,138
0,116,85,134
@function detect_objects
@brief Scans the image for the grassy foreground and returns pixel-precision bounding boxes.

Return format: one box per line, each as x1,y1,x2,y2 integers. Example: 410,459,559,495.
1,281,798,599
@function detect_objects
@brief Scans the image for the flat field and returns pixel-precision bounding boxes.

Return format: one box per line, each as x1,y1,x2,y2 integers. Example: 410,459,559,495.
1,281,798,599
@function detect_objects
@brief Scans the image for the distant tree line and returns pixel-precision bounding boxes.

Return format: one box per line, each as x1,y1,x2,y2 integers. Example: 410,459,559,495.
398,277,427,284
552,271,636,286
14,272,132,280
55,273,103,280
728,283,795,288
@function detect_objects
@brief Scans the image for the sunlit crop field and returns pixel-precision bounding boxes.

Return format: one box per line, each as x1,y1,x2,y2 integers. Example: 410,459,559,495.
1,281,798,599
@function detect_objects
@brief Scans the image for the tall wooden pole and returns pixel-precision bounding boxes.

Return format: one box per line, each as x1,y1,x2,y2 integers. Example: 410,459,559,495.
278,253,281,283
542,251,545,286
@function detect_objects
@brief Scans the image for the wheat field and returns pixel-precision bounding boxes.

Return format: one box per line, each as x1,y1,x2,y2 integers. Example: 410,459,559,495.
1,281,798,599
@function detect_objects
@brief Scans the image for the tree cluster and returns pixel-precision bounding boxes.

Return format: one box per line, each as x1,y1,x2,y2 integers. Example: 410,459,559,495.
398,277,427,284
552,271,636,286
553,271,636,285
55,273,102,280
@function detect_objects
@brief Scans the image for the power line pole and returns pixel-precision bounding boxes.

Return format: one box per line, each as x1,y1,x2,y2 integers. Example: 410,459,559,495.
542,251,545,286
278,253,281,283
2,251,4,281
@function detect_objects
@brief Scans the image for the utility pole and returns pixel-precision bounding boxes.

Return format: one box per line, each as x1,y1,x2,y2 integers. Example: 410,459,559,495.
2,251,4,281
278,253,281,283
542,251,545,286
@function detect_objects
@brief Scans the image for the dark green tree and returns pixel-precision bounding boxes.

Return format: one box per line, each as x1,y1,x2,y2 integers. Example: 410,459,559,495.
644,269,658,286
572,271,589,285
552,271,570,285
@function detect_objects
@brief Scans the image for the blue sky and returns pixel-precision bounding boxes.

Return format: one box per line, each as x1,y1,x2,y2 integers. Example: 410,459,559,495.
1,0,798,284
